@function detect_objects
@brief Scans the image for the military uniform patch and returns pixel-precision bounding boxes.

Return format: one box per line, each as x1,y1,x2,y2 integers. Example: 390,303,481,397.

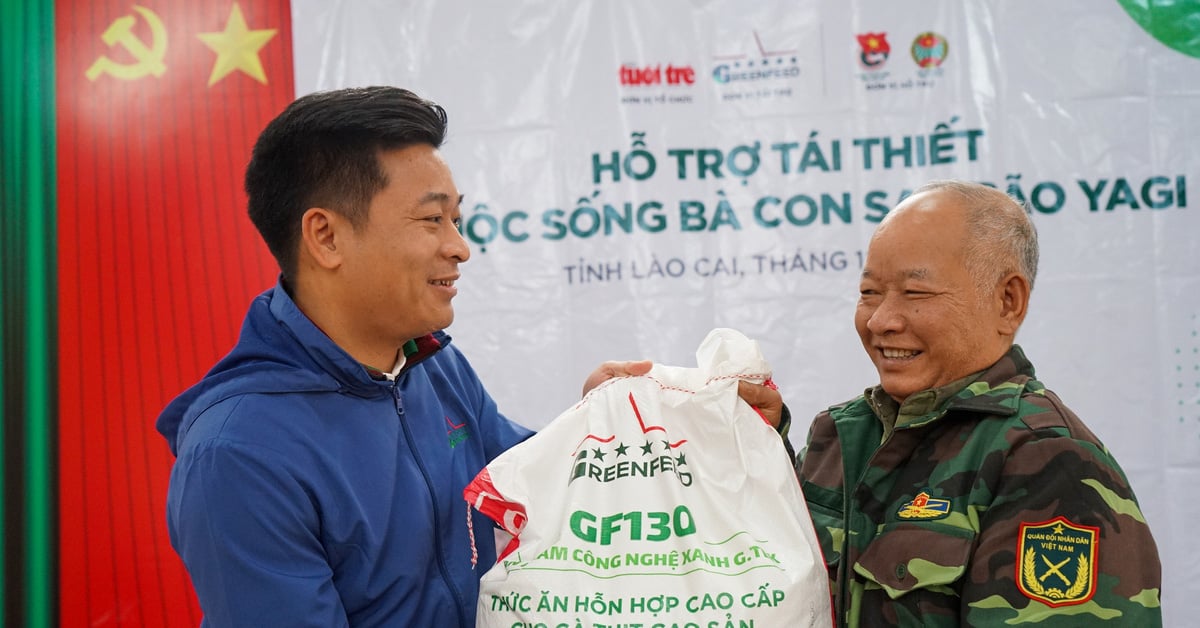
1016,517,1099,607
896,491,950,520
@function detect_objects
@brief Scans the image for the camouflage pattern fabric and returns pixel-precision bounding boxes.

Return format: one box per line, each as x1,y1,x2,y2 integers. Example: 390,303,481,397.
795,345,1161,626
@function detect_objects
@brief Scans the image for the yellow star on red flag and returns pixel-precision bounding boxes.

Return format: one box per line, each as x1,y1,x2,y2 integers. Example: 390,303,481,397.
197,3,277,86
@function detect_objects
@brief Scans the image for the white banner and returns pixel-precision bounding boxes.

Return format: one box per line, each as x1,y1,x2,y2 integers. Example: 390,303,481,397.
292,1,1199,624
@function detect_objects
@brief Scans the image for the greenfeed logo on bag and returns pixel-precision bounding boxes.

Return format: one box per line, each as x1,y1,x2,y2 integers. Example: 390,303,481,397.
569,439,693,487
568,392,693,487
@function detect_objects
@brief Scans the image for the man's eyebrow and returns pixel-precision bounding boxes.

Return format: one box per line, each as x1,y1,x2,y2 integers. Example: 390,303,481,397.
418,192,464,206
859,268,930,280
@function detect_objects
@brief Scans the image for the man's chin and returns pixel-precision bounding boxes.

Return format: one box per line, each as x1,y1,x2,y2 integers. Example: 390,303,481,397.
428,310,454,333
878,379,916,403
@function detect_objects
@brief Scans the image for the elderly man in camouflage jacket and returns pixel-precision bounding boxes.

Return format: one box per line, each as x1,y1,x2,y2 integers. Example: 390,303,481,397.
795,180,1161,626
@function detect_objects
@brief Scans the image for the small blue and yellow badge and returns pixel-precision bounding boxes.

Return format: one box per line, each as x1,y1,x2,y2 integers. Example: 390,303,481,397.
1016,516,1099,607
896,491,950,520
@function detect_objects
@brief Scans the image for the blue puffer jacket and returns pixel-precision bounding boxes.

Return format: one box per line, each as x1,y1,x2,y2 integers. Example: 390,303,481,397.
157,283,534,627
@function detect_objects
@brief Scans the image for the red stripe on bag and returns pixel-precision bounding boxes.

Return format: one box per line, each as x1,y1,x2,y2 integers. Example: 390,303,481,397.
464,468,528,560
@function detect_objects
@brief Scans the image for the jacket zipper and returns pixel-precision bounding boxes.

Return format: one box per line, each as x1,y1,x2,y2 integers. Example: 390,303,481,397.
392,381,469,627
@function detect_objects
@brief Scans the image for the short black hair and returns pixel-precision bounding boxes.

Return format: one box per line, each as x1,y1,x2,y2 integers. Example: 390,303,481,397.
245,86,448,278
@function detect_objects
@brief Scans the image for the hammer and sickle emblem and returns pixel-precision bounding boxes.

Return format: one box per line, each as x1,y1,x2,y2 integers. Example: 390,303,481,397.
1039,555,1072,585
85,6,168,81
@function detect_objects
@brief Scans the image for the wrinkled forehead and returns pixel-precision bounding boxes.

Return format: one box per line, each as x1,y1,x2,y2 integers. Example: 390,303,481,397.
885,189,964,223
863,217,967,281
874,194,968,244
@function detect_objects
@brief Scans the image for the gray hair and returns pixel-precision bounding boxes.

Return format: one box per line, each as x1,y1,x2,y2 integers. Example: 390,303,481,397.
911,180,1039,293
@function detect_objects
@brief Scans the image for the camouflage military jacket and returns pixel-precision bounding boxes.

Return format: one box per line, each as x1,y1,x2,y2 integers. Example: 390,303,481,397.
796,345,1161,626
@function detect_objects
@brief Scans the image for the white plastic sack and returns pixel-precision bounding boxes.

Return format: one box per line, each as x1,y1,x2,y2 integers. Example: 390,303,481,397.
464,328,833,627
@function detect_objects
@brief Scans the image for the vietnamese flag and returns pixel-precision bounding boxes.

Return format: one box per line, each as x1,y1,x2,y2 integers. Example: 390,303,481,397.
3,1,292,626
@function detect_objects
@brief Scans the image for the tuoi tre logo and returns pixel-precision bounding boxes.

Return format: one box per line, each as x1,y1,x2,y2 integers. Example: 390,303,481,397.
619,64,695,86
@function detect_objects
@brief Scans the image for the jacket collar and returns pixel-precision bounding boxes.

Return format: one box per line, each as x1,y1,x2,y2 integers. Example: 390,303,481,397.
268,282,449,395
858,345,1036,429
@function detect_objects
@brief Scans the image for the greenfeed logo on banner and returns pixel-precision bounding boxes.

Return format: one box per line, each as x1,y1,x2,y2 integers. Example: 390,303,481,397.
1118,0,1200,59
709,29,802,105
711,30,800,85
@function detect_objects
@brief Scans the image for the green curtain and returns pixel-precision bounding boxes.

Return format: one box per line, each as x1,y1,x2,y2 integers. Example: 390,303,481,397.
0,0,55,625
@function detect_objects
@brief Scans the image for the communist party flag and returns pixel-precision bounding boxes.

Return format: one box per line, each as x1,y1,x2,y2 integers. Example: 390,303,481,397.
54,1,292,625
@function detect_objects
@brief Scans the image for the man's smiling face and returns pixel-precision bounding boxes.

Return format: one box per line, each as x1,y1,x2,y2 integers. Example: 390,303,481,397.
337,144,470,348
855,189,1011,402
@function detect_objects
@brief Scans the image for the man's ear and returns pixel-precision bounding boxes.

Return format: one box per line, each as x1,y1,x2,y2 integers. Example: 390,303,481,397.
299,207,347,270
996,272,1031,335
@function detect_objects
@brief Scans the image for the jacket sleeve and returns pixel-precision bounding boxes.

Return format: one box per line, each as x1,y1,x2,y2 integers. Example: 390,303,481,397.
167,437,349,628
794,409,846,588
961,429,1162,625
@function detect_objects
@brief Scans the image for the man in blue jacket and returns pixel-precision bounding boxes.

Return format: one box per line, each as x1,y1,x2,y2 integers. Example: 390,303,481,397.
156,86,665,627
158,86,784,627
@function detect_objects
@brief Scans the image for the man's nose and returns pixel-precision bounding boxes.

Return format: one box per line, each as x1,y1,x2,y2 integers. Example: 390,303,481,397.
445,222,470,262
867,295,905,334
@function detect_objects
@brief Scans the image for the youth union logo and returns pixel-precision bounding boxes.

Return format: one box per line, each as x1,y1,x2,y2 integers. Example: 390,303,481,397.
856,32,891,69
911,31,949,68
